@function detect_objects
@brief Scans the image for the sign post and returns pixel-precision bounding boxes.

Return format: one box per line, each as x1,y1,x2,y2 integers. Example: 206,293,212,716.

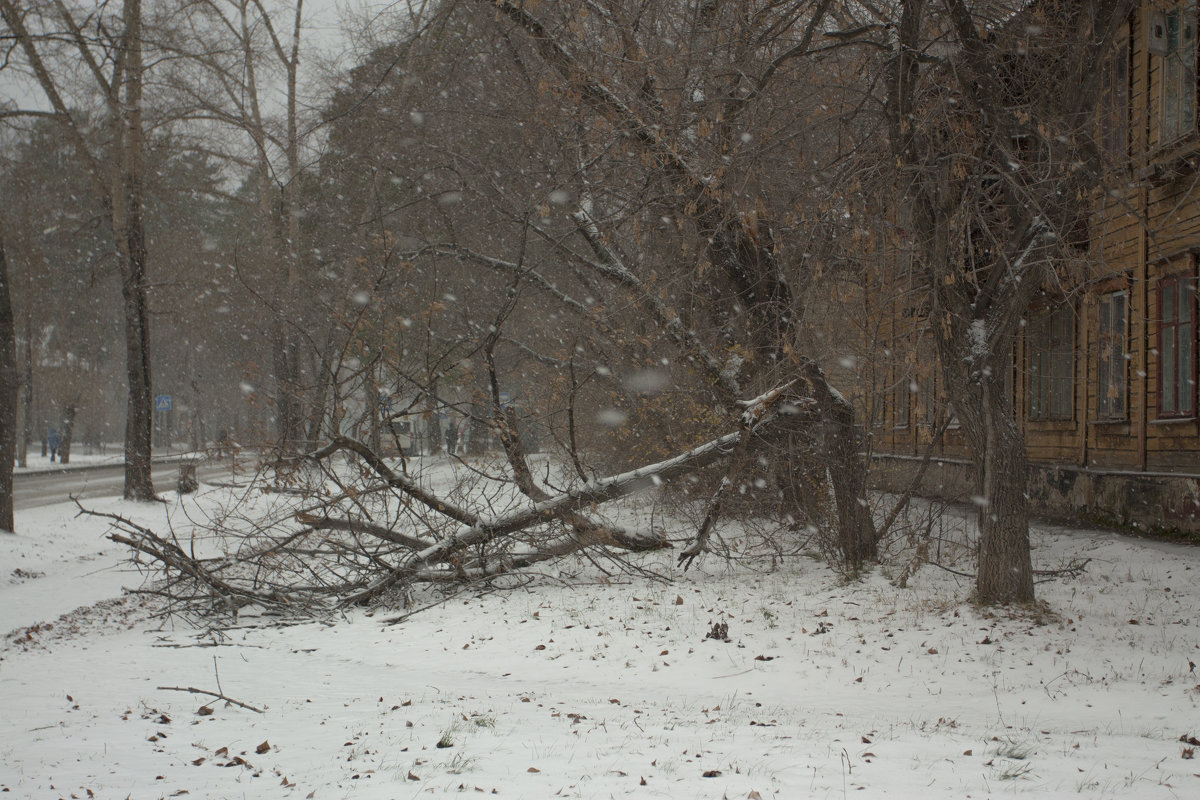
155,395,172,450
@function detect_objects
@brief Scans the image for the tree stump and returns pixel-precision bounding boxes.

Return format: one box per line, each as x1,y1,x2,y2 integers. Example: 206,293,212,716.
178,463,199,494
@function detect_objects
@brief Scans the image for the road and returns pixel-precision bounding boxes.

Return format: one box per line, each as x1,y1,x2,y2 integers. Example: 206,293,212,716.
12,459,246,510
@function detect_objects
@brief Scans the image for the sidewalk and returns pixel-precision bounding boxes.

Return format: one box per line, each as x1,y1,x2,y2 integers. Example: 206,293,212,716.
13,447,204,474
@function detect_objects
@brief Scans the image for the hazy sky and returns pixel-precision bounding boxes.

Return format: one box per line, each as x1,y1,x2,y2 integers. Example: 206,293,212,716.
0,0,415,113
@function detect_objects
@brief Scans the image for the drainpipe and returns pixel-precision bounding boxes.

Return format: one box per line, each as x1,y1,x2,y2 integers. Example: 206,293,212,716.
1139,184,1149,473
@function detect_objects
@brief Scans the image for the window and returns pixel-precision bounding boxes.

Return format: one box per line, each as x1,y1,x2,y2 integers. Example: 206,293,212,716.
1101,33,1129,164
1162,2,1197,144
1158,275,1197,417
918,373,936,426
894,372,911,428
1029,305,1075,420
1097,291,1128,419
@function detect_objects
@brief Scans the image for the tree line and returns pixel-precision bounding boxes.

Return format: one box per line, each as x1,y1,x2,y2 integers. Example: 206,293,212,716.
0,0,1133,606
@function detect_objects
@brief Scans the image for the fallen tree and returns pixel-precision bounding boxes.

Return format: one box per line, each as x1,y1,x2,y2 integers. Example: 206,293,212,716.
92,382,818,619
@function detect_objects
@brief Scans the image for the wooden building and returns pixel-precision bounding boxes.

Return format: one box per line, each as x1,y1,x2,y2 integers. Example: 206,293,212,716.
870,2,1200,535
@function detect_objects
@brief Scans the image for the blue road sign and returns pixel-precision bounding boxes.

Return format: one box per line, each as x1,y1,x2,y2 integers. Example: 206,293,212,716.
156,395,172,412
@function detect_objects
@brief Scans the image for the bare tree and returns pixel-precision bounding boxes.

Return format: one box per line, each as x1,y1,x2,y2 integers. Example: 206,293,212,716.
1,0,157,499
880,0,1132,602
422,0,881,567
160,0,320,453
0,237,16,532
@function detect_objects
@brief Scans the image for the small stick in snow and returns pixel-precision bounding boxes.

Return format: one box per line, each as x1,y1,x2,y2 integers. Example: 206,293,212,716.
156,685,264,713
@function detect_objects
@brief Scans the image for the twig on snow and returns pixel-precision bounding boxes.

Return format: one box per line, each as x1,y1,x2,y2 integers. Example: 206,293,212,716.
156,685,264,713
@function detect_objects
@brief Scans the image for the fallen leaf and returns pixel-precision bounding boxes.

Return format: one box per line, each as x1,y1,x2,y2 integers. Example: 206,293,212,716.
408,771,420,780
197,706,214,717
675,595,684,605
527,766,540,773
256,741,270,754
702,769,722,778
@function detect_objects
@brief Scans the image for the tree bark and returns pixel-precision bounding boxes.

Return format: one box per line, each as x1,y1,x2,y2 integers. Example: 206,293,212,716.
116,0,156,500
18,313,32,469
973,385,1034,603
0,238,17,532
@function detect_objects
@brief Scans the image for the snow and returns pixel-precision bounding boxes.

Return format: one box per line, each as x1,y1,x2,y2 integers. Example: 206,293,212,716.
14,447,205,474
3,479,1200,798
14,452,125,474
971,318,988,361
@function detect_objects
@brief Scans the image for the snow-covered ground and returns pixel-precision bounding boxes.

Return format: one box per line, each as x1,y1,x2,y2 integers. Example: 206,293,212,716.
13,445,203,473
14,452,126,473
2,473,1199,799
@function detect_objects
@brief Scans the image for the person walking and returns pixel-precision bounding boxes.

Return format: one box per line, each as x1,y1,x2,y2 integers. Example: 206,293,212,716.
47,427,60,463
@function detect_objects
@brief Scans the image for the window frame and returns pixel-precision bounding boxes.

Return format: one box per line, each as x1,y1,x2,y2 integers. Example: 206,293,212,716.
893,368,912,429
1028,304,1076,422
1101,27,1130,165
1096,290,1129,420
1161,1,1198,145
1157,272,1198,419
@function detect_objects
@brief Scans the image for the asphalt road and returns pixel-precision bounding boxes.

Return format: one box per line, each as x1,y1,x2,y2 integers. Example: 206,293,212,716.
12,459,246,510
